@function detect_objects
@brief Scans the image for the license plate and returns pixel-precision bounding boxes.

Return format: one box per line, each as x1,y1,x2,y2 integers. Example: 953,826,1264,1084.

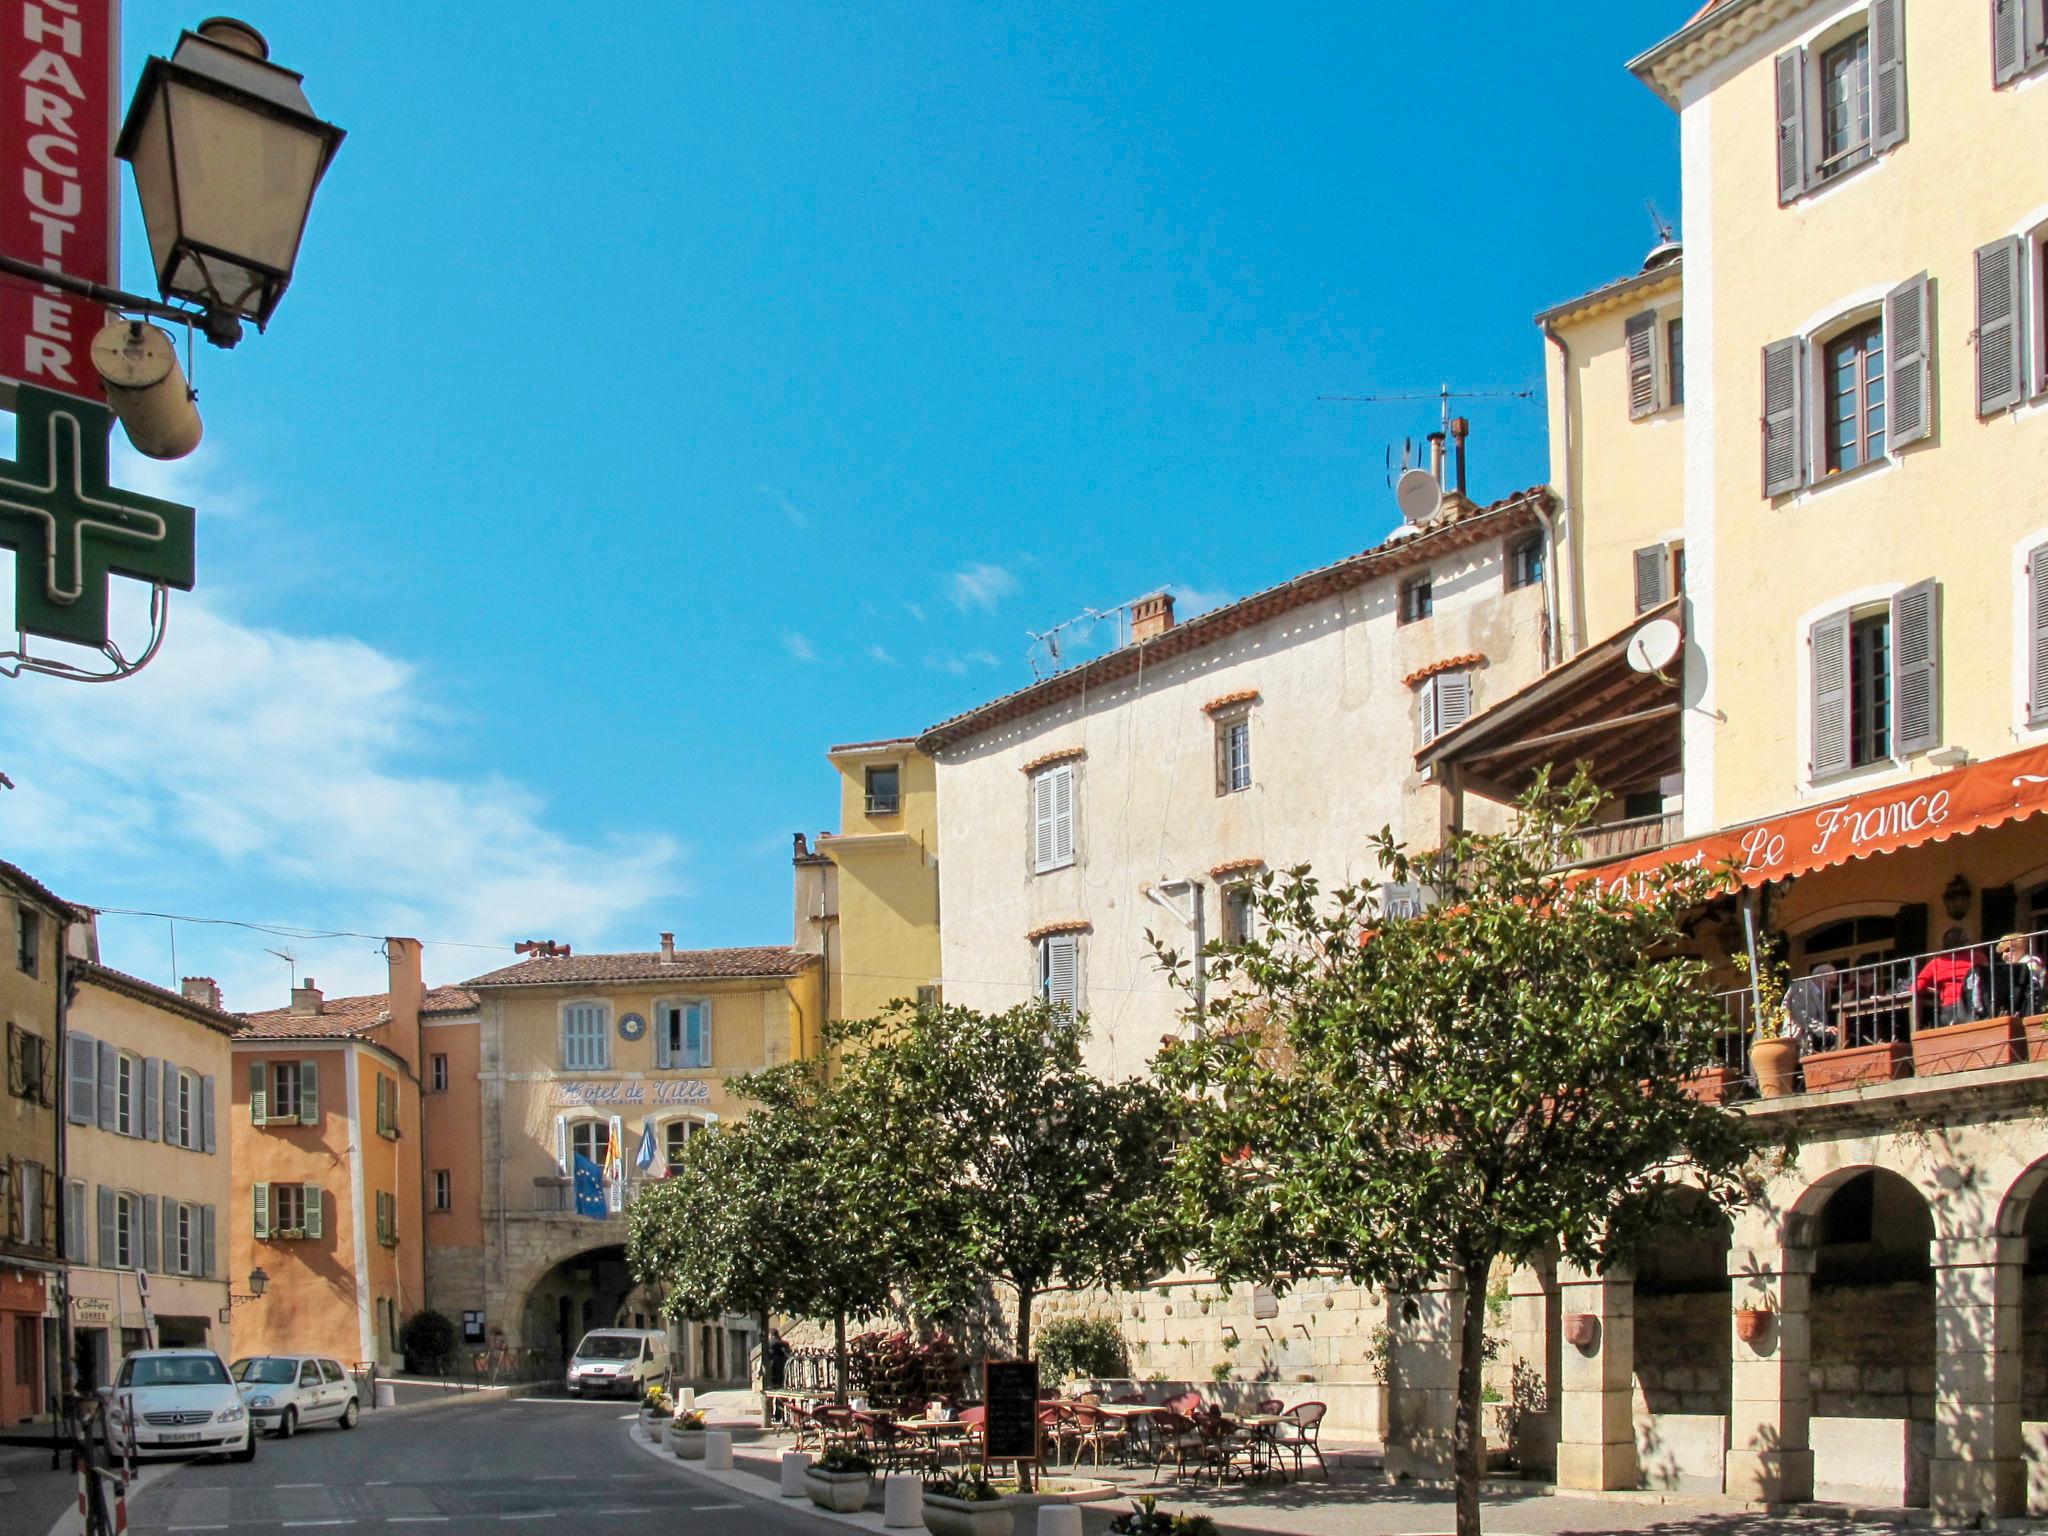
158,1432,202,1443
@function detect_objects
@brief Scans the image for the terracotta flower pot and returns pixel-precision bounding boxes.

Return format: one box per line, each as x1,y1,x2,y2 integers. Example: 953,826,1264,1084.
1734,1307,1770,1344
1564,1312,1599,1349
1751,1036,1802,1098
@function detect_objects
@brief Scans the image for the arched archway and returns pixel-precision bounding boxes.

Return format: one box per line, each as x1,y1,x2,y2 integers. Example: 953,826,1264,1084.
515,1243,636,1363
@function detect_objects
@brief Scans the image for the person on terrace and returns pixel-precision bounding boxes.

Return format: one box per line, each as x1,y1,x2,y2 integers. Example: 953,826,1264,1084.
1913,926,1979,1026
1997,932,2045,1020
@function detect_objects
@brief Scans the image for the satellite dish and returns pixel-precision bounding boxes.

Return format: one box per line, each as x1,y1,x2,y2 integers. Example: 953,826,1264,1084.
1394,467,1442,525
1625,617,1682,677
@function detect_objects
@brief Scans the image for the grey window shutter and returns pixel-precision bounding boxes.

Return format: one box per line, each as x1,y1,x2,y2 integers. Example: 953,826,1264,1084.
164,1060,179,1145
1051,765,1074,865
1625,311,1658,418
1031,773,1054,870
1633,545,1670,613
304,1186,324,1240
1892,578,1941,755
1974,236,2027,416
300,1059,319,1125
249,1059,267,1125
66,1033,96,1124
1885,272,1932,447
96,1040,116,1130
142,1194,159,1273
201,1204,216,1279
67,1181,86,1263
201,1075,216,1154
1871,0,1907,151
1437,672,1474,736
1043,936,1079,1012
1811,611,1852,778
141,1058,160,1142
1418,679,1438,746
96,1185,114,1267
253,1182,270,1239
1994,0,2027,84
1762,337,1806,496
2030,544,2048,726
1775,47,1807,203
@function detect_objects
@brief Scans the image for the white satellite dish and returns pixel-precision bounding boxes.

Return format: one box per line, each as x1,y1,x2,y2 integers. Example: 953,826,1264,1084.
1626,617,1683,677
1394,467,1442,525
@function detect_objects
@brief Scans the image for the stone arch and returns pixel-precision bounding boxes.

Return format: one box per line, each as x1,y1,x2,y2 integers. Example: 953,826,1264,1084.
505,1240,636,1361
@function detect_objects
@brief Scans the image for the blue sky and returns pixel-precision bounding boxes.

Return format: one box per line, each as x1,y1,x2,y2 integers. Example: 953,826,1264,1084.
5,1,1692,1007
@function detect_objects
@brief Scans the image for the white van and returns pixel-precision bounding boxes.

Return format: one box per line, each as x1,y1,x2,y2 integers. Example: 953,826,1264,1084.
565,1328,671,1399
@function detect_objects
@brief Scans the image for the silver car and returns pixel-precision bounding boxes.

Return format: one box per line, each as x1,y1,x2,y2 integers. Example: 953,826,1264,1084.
231,1355,361,1437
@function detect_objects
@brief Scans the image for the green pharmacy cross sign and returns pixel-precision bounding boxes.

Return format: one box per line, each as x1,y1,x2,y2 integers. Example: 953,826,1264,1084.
0,386,195,649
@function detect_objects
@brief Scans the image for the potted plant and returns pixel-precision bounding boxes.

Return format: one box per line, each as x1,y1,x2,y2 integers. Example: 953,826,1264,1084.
922,1465,1012,1536
1563,1312,1599,1350
804,1443,876,1512
666,1407,708,1458
1108,1496,1220,1535
638,1383,672,1435
1733,1302,1773,1344
1744,955,1802,1098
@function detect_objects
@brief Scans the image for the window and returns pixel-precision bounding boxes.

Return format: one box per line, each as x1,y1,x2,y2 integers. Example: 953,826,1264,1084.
111,1192,135,1269
1774,3,1904,204
864,764,901,816
1215,715,1251,796
657,1001,711,1069
1994,0,2048,85
1801,914,1898,972
255,1181,319,1239
1030,763,1075,874
265,1061,302,1123
433,1170,451,1211
113,1054,134,1137
1037,933,1080,1014
13,1316,36,1388
1667,317,1685,407
1399,576,1433,624
1810,581,1940,778
1824,318,1886,473
15,904,39,977
663,1119,699,1173
7,1023,51,1105
1506,534,1544,592
375,1190,398,1247
1625,309,1682,418
177,1069,197,1149
571,1119,613,1171
1633,543,1675,613
1221,885,1256,947
561,1003,609,1071
430,1053,449,1093
175,1203,193,1275
1417,670,1473,748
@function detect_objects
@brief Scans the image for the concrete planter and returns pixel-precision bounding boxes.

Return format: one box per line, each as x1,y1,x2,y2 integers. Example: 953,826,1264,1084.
1752,1036,1801,1097
1802,1037,1909,1092
1913,1014,2020,1076
804,1470,873,1513
638,1409,668,1437
922,1494,1013,1536
667,1425,707,1459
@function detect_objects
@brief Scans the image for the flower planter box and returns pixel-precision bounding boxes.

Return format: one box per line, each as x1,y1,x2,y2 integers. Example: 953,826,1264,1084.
2021,1015,2048,1063
804,1470,873,1513
667,1426,707,1459
1800,1038,1909,1092
1680,1066,1743,1104
1912,1014,2020,1077
923,1494,1014,1536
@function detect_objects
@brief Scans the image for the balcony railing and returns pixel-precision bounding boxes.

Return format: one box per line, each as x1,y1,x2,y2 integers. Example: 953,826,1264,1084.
530,1175,664,1215
1708,929,2047,1098
1557,811,1684,871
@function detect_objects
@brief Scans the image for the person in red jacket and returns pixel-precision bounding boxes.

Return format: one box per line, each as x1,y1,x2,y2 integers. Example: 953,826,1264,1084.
1913,926,1978,1026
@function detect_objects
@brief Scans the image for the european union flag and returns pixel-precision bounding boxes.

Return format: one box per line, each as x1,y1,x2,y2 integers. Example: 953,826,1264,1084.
573,1153,608,1218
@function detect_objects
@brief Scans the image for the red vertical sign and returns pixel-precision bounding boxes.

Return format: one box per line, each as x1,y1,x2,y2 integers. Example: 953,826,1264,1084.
0,0,119,403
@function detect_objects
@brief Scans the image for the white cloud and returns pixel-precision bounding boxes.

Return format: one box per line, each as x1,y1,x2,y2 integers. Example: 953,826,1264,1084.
783,631,819,663
947,562,1018,612
924,648,1004,677
903,602,927,624
865,644,896,666
3,600,682,1006
1170,582,1233,618
756,484,810,529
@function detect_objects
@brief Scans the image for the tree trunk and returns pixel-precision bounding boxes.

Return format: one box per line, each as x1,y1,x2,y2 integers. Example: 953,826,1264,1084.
1453,1258,1494,1536
759,1309,772,1428
834,1311,849,1406
1015,1282,1036,1495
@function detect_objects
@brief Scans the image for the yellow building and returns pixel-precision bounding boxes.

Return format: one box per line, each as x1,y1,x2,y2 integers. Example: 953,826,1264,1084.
62,962,238,1385
461,938,822,1378
1,860,68,1424
795,739,941,1025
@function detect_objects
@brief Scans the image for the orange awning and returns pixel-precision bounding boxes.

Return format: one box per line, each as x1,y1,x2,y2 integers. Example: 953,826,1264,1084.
1591,743,2048,895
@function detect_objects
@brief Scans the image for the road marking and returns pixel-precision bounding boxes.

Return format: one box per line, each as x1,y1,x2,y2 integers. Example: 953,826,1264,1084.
364,1481,392,1487
496,1515,552,1522
283,1523,355,1528
169,1526,228,1531
607,1474,655,1480
532,1476,576,1482
385,1519,448,1525
585,1509,650,1516
275,1484,324,1489
687,1505,742,1512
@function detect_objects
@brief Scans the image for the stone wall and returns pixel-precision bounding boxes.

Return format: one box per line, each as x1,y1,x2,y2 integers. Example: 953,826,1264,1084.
2023,1276,2048,1420
1810,1279,1935,1421
1633,1291,1729,1415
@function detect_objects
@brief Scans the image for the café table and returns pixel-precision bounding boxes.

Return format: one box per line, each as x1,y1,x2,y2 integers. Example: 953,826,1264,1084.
1090,1402,1167,1465
896,1417,977,1468
1223,1413,1294,1482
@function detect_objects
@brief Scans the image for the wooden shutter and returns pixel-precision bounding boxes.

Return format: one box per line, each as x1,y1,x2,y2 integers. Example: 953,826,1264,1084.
690,1003,710,1066
2030,545,2048,725
1634,545,1670,613
654,1006,672,1070
96,1040,116,1130
1625,311,1658,418
66,1032,95,1123
97,1185,114,1265
142,1194,159,1273
299,1060,319,1125
1032,772,1055,870
1885,272,1931,446
201,1075,216,1154
1811,611,1852,778
249,1059,266,1124
142,1058,160,1142
376,1074,389,1136
304,1186,324,1240
1975,236,2027,416
1871,0,1907,152
1892,578,1941,755
1994,0,2028,84
1762,337,1806,496
1436,672,1474,737
1418,679,1438,746
253,1181,270,1238
1775,47,1807,203
1050,765,1075,866
201,1204,216,1279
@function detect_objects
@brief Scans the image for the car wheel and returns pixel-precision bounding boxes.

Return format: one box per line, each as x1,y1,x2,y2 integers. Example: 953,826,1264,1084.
231,1428,258,1464
340,1399,359,1430
278,1407,297,1440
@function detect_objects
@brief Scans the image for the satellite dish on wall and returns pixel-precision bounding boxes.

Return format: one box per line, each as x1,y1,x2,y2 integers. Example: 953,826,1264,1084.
1625,617,1682,678
1394,467,1442,525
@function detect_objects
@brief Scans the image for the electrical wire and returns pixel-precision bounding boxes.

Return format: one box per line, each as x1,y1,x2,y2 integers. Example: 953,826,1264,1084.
92,905,515,953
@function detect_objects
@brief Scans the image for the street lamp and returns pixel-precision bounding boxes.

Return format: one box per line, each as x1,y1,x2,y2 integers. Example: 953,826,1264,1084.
229,1266,271,1308
116,18,346,346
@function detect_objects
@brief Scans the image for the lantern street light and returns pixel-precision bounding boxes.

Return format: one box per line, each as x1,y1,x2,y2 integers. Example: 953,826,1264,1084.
229,1266,271,1307
116,18,346,347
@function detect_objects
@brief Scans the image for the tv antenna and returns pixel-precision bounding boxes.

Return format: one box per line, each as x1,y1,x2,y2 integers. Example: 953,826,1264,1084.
1645,198,1675,244
1320,382,1536,485
264,946,298,988
1026,590,1167,681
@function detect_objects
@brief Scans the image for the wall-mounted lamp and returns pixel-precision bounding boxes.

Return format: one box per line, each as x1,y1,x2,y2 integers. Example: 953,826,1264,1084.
1943,875,1974,923
229,1266,270,1307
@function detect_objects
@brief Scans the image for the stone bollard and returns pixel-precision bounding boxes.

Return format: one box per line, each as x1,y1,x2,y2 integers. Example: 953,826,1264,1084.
703,1430,733,1471
778,1451,811,1497
676,1387,696,1413
374,1382,396,1409
882,1472,924,1529
1036,1507,1083,1536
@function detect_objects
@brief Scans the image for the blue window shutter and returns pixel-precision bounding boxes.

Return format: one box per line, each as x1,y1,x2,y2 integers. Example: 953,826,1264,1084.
202,1075,216,1154
201,1204,216,1279
655,1008,671,1070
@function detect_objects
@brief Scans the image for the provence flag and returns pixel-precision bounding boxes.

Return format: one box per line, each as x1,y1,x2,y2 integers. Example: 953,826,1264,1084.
635,1121,658,1176
572,1153,608,1217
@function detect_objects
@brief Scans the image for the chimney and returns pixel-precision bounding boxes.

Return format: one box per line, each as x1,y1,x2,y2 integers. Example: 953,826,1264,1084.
660,932,676,963
180,976,223,1012
1427,431,1448,489
1130,592,1176,643
385,937,424,1075
1449,415,1470,496
290,978,323,1016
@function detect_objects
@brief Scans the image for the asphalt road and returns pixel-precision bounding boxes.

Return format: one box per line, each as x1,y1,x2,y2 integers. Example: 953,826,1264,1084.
118,1396,835,1536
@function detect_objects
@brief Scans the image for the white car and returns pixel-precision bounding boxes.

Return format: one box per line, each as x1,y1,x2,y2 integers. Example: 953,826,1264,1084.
231,1355,361,1437
106,1349,256,1461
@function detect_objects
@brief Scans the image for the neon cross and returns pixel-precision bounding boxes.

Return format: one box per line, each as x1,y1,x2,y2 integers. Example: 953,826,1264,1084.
0,386,195,649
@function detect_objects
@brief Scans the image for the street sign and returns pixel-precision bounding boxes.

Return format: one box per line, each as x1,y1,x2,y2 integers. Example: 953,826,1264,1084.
0,385,194,646
982,1358,1040,1462
1,0,122,403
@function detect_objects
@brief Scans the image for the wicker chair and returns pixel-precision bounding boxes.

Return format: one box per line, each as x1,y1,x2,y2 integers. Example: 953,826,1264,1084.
1272,1400,1328,1481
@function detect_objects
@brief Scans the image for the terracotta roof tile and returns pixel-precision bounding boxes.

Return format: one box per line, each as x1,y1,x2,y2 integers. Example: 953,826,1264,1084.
1403,653,1486,687
423,986,480,1016
234,985,478,1041
1209,857,1266,879
462,946,818,989
1025,919,1091,942
1021,747,1086,775
0,858,85,918
1202,690,1260,714
76,962,243,1037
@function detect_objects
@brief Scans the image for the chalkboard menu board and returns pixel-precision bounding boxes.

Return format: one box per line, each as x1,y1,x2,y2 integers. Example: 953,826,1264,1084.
982,1358,1040,1462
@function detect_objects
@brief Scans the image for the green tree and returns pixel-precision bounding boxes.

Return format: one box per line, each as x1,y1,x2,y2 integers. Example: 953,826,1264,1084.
1151,775,1765,1536
833,1000,1180,1488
